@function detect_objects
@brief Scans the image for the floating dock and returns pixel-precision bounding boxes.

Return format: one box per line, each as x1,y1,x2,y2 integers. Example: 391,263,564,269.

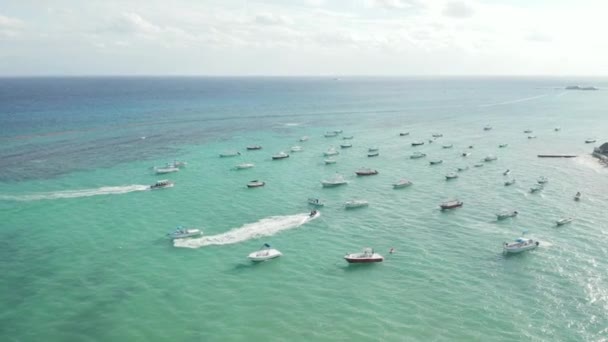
537,154,578,158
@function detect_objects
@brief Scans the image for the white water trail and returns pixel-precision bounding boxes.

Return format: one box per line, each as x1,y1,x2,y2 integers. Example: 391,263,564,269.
174,212,321,248
573,154,608,174
0,185,150,201
478,94,549,108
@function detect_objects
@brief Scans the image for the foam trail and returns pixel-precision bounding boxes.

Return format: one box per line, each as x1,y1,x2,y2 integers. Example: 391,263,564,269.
0,185,150,201
478,94,549,108
174,212,321,248
573,154,607,174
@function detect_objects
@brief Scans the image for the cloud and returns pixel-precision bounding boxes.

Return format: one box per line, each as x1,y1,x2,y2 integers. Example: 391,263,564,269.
254,13,293,26
443,1,474,18
370,0,424,10
525,31,552,43
0,13,24,39
118,12,162,34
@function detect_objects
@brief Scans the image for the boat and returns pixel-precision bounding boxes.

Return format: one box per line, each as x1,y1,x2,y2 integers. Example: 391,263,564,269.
556,217,573,226
247,180,265,188
321,174,348,187
345,200,369,209
504,179,516,186
167,226,202,239
457,166,469,172
432,133,443,138
461,152,471,157
474,163,484,168
503,169,510,176
220,151,241,157
333,130,343,134
393,179,412,188
248,243,282,262
429,159,443,165
442,144,453,149
290,146,303,152
340,143,352,148
299,136,309,142
324,131,338,138
324,148,339,156
499,144,508,148
272,152,290,160
537,176,548,184
342,135,354,140
574,192,581,201
411,141,425,146
503,237,539,254
483,125,492,131
344,248,383,263
308,198,324,206
585,138,597,144
554,127,561,132
497,210,518,220
246,145,262,150
324,158,337,164
167,160,187,168
150,180,174,189
356,168,378,176
368,147,379,152
235,163,255,169
440,200,463,210
530,184,543,193
399,132,410,136
528,135,537,139
484,155,497,162
445,172,458,180
155,166,179,174
524,130,533,133
410,152,426,159
367,151,379,157
428,139,435,144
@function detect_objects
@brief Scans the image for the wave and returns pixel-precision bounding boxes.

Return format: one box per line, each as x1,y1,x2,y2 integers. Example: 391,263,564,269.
0,185,150,201
573,154,607,174
173,212,321,248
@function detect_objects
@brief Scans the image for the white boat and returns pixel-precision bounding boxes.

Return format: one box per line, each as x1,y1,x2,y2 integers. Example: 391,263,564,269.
440,200,463,210
368,147,379,152
344,248,383,263
167,226,202,239
393,179,412,188
461,152,471,157
367,151,379,157
432,133,443,138
272,152,290,160
247,180,265,188
442,144,453,149
355,168,378,176
342,135,354,140
537,176,548,184
503,237,539,254
474,163,484,168
499,144,508,148
333,130,343,134
340,143,352,148
497,210,518,220
585,138,597,144
503,169,511,176
248,244,282,262
445,172,458,180
155,166,179,174
530,184,543,193
504,179,516,186
324,131,338,138
574,192,581,201
556,217,573,226
411,141,425,146
150,180,174,189
524,129,533,133
246,145,262,150
220,151,241,157
308,198,324,206
324,158,337,164
528,135,537,139
290,146,303,152
324,148,339,156
457,166,469,172
321,174,348,187
235,163,255,169
167,160,187,168
410,152,426,159
484,155,497,162
483,125,492,131
345,200,369,209
299,136,309,142
429,159,443,165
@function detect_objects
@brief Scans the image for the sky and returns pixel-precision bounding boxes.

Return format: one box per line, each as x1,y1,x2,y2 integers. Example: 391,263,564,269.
0,0,606,76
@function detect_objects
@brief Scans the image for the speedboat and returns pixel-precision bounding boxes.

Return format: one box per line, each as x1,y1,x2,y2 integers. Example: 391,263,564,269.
445,172,458,180
474,163,484,168
344,248,383,263
356,168,378,176
497,210,518,220
484,155,497,162
220,151,241,157
412,141,425,146
530,184,543,193
248,243,282,262
299,136,309,142
345,200,369,209
429,159,443,165
321,174,348,187
528,135,537,139
556,217,573,226
442,144,453,149
574,192,581,201
368,147,379,152
308,198,324,206
524,129,533,134
342,135,354,140
410,152,426,159
585,138,597,144
340,143,352,148
290,146,303,152
504,179,516,186
150,180,174,189
457,166,469,172
432,133,443,138
393,179,412,188
440,200,463,210
167,226,202,239
272,152,290,160
367,151,379,157
483,125,492,131
399,132,410,136
246,145,262,150
503,169,511,176
324,148,339,156
247,180,265,188
503,237,539,254
499,144,508,148
461,152,471,157
324,158,337,164
235,163,255,169
537,176,548,184
155,166,179,174
324,131,338,138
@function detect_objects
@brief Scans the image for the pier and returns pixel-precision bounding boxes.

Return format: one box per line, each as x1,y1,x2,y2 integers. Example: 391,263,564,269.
537,154,578,158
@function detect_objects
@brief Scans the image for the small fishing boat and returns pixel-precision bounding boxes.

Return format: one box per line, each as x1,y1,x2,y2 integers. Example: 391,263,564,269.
504,179,516,186
150,180,174,189
440,200,463,210
574,192,581,201
432,133,443,138
342,135,354,140
393,179,412,188
461,152,471,157
356,168,378,176
324,148,339,156
530,184,543,193
503,169,511,176
272,152,290,160
220,151,241,157
308,198,324,206
324,131,338,138
484,155,497,162
499,144,508,148
399,132,410,136
345,200,369,209
429,159,443,165
457,166,469,172
585,138,597,144
246,145,262,150
412,141,425,146
247,180,265,188
503,236,539,254
474,163,484,168
299,136,309,142
248,243,282,262
442,144,453,149
556,217,573,226
367,151,379,157
468,145,474,149
410,152,426,159
445,172,458,180
344,248,383,263
497,210,518,220
167,226,202,239
324,158,337,164
235,163,255,169
333,130,343,134
368,147,379,152
537,176,548,184
290,146,303,152
321,174,348,187
528,135,537,139
155,166,179,174
167,160,187,168
524,129,533,133
483,125,492,131
340,143,352,148
554,127,561,131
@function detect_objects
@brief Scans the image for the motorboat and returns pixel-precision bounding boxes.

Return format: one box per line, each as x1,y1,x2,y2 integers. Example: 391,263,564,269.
367,151,379,157
442,144,453,149
150,180,174,189
356,168,378,176
344,248,383,263
484,155,497,162
393,179,413,188
333,130,343,134
556,217,573,226
474,163,484,168
503,237,539,254
167,160,187,168
167,226,202,239
503,169,511,176
368,147,379,152
468,145,474,149
499,144,508,148
308,198,324,206
321,174,348,187
290,146,303,152
432,133,443,138
345,200,369,209
497,210,518,220
299,136,309,142
340,143,352,148
247,180,265,188
504,179,516,186
530,184,543,193
440,200,463,210
461,152,471,157
248,243,282,262
324,158,337,164
342,135,354,140
324,131,338,138
235,163,255,169
528,135,537,139
537,176,548,184
483,125,492,131
445,172,458,180
457,166,469,172
324,148,339,156
585,138,597,144
399,132,410,136
155,166,179,174
524,129,533,133
412,141,425,146
429,159,443,165
574,192,581,201
554,127,561,132
220,151,241,157
410,152,426,159
246,145,262,150
272,152,290,160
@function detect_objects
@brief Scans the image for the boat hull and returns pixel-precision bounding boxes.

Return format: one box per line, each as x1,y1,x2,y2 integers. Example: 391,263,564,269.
248,249,282,262
344,257,383,263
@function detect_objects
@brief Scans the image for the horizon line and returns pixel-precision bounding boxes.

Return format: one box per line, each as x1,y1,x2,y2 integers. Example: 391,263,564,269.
0,74,606,78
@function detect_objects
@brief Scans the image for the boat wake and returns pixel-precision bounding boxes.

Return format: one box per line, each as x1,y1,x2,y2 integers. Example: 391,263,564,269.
173,212,321,249
0,185,150,201
478,94,549,108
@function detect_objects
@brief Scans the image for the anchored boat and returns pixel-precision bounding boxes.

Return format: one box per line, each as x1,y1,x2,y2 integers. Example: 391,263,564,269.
344,248,383,263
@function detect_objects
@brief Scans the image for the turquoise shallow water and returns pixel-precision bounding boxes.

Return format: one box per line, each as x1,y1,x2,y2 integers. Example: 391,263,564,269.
1,77,608,341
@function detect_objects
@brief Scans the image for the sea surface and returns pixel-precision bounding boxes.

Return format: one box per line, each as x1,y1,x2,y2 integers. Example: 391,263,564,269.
1,77,608,341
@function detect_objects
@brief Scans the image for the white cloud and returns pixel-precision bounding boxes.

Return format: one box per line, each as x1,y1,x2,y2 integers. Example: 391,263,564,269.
369,0,424,10
443,1,474,18
254,13,293,26
0,13,25,39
